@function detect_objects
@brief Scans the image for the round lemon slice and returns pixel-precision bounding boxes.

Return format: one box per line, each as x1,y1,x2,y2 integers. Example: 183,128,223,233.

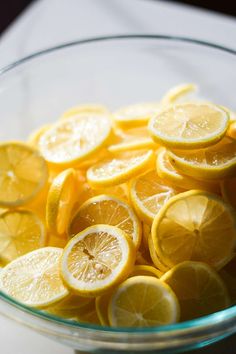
130,170,181,224
148,103,229,149
113,102,161,128
46,168,77,235
161,83,197,105
152,190,236,269
60,104,109,119
129,265,162,278
221,177,236,209
96,292,112,326
161,261,230,321
108,276,180,327
28,124,52,147
0,142,48,207
156,147,220,193
87,150,154,188
61,225,135,296
168,137,236,180
0,210,46,264
39,114,112,167
0,247,69,308
69,194,141,249
108,127,157,153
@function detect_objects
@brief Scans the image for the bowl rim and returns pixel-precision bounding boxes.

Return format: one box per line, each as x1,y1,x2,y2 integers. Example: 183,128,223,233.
0,33,236,335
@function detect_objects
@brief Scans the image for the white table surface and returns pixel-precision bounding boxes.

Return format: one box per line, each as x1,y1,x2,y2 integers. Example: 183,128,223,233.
0,1,236,353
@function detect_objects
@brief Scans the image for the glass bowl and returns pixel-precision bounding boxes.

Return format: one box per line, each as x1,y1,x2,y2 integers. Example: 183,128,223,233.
0,35,236,354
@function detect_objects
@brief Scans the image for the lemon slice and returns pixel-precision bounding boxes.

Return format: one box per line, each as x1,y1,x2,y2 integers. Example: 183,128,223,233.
130,170,181,224
108,127,157,153
0,247,69,308
156,147,220,193
108,276,180,327
168,137,236,180
69,194,141,249
87,150,154,188
129,265,162,278
148,236,169,273
0,142,48,207
221,177,236,209
28,124,52,147
96,292,112,326
152,190,236,269
46,168,77,235
113,103,161,128
39,114,112,167
148,103,229,149
161,83,197,105
61,225,135,296
219,256,236,303
61,104,109,119
0,210,46,264
161,261,230,321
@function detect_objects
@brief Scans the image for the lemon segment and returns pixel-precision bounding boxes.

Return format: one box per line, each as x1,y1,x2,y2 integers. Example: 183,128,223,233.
113,103,161,129
46,168,77,235
60,104,109,119
168,137,236,180
87,150,154,188
0,247,69,308
161,83,197,105
161,261,230,321
152,190,236,269
0,210,46,264
130,170,181,224
39,114,112,167
148,103,229,149
0,142,48,207
61,225,135,296
69,194,141,249
156,147,220,193
108,276,180,327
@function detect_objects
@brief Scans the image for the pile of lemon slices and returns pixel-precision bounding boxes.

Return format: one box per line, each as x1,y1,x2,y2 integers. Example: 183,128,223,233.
1,83,236,327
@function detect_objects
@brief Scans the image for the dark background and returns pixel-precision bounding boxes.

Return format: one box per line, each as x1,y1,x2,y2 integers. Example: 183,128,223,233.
0,0,235,35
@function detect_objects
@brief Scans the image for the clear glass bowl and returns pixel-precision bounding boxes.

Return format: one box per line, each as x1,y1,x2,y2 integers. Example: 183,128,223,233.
0,35,236,354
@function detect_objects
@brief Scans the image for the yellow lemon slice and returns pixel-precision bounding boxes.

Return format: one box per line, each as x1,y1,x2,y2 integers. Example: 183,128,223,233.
161,83,197,105
60,104,109,119
96,292,112,326
87,150,154,188
219,256,236,304
0,210,46,264
130,170,181,225
39,114,112,167
0,247,69,308
0,142,48,207
156,147,220,193
221,177,236,209
152,190,236,269
148,103,229,149
61,225,135,296
161,261,230,321
148,236,169,273
168,137,236,180
129,265,162,278
46,168,77,235
113,103,161,129
28,124,52,147
69,194,141,249
108,127,157,153
108,276,180,327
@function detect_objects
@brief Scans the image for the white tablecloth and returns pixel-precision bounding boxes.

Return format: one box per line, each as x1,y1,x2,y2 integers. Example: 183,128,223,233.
0,1,236,353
